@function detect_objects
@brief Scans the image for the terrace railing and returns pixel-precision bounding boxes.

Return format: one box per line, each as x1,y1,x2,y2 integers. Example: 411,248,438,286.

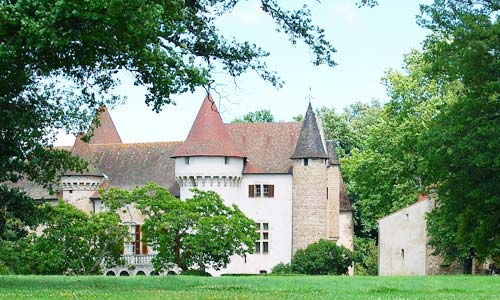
121,254,155,266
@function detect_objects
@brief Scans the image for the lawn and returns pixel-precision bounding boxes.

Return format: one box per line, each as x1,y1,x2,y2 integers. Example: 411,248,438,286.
0,275,499,300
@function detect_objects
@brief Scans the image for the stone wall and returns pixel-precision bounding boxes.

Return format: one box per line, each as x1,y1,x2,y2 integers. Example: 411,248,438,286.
292,158,328,253
425,246,463,275
326,165,340,240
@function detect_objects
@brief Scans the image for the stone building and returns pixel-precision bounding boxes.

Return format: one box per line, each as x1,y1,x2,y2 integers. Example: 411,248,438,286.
378,195,483,276
17,95,353,276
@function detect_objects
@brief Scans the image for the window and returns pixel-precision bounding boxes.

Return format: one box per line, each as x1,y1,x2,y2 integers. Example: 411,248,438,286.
122,223,147,255
185,157,190,165
304,158,309,166
401,249,405,259
248,184,274,198
123,223,136,255
255,222,269,254
224,157,230,164
263,185,274,197
255,185,261,197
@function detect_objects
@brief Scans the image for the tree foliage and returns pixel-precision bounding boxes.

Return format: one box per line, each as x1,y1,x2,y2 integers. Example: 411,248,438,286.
341,51,461,235
353,237,377,275
103,183,258,273
0,0,341,240
0,201,127,275
418,0,500,261
232,109,275,123
0,186,40,240
318,100,382,159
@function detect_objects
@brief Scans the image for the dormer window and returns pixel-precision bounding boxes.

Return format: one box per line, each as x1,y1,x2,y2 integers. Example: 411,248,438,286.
185,157,190,165
224,157,230,164
303,158,309,166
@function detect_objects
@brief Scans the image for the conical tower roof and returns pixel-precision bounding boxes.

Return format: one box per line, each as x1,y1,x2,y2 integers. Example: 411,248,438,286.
88,105,122,144
172,95,244,158
326,140,340,165
65,133,104,177
291,103,328,159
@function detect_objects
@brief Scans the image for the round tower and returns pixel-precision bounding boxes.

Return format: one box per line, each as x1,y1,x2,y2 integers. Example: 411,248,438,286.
60,133,105,213
172,95,245,204
291,103,330,253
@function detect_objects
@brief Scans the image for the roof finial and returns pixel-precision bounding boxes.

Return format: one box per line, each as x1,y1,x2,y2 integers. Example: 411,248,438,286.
307,86,313,104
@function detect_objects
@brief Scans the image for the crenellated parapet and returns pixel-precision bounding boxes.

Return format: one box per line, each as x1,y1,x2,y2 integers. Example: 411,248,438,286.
60,176,104,191
176,175,242,188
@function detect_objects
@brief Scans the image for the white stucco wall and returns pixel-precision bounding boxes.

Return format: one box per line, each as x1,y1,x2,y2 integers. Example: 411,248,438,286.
60,175,104,213
176,156,243,205
378,199,431,276
218,174,293,275
175,156,293,275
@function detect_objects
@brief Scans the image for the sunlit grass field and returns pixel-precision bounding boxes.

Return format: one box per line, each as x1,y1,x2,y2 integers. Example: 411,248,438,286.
0,275,499,300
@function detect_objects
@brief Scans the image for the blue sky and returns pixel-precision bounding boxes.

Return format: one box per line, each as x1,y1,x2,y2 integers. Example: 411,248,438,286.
56,0,431,145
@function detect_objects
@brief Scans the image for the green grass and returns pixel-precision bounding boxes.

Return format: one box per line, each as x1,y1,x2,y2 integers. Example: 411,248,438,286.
0,275,499,300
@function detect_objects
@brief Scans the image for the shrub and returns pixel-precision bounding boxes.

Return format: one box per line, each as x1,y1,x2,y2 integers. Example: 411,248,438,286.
0,260,10,275
291,240,353,275
353,237,378,275
180,269,212,276
271,262,292,275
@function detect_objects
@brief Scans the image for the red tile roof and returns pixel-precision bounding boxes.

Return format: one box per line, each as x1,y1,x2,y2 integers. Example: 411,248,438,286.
225,122,302,174
90,142,181,196
172,96,244,158
88,106,122,144
66,133,103,177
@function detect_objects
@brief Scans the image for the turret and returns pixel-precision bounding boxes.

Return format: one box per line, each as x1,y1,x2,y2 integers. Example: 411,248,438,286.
60,105,121,212
291,103,331,253
172,95,245,204
60,133,105,213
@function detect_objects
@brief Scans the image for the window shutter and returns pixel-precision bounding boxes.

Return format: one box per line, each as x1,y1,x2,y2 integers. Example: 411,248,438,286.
141,226,148,255
135,225,141,255
269,185,274,197
248,185,255,198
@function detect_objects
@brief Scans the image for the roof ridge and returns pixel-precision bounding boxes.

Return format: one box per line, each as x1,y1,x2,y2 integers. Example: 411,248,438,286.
89,141,183,146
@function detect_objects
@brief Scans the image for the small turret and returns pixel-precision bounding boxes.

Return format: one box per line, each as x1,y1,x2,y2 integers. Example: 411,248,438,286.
60,133,105,213
172,95,245,203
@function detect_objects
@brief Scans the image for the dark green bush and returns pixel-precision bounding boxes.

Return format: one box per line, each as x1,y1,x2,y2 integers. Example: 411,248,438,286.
0,260,10,275
291,239,353,275
180,269,212,276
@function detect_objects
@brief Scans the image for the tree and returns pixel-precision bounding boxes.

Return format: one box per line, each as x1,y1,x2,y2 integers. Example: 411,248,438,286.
0,186,39,240
292,114,304,122
341,51,460,236
418,0,500,261
6,201,127,275
290,240,353,275
103,183,258,273
1,0,346,237
353,237,377,275
232,109,275,123
318,100,382,158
